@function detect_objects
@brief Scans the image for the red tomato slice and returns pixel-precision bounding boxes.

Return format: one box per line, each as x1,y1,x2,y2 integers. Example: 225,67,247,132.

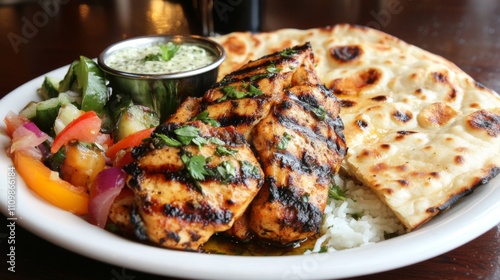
105,127,154,161
51,111,102,154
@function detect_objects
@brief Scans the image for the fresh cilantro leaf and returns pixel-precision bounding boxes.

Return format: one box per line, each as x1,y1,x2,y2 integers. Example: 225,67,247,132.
277,132,292,150
218,86,247,102
249,73,271,81
266,63,281,73
216,146,238,157
181,154,209,181
191,111,220,127
154,133,182,147
240,160,260,178
143,53,162,62
248,84,263,96
217,83,263,102
143,43,179,62
191,136,208,149
160,42,179,61
280,49,297,57
217,161,236,182
209,137,226,145
174,125,201,145
328,184,346,201
312,106,327,121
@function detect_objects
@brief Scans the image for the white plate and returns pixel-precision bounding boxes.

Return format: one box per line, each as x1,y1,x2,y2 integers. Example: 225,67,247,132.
1,65,500,280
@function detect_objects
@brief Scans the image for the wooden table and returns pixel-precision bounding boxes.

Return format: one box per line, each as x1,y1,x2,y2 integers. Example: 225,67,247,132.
1,0,499,279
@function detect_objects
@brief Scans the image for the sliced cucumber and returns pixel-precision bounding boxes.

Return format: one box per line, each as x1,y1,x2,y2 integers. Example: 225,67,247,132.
114,104,159,141
38,76,62,100
19,101,38,120
35,97,63,133
21,92,82,135
53,103,84,135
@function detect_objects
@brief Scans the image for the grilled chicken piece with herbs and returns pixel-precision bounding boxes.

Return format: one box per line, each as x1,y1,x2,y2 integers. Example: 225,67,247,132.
167,43,316,139
166,42,347,245
249,84,347,245
122,121,264,251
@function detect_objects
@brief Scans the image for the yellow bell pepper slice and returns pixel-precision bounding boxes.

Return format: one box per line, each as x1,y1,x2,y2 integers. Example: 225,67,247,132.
13,152,89,215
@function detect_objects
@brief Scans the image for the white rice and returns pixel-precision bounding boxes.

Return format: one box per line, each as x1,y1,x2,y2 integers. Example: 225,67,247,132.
306,174,405,253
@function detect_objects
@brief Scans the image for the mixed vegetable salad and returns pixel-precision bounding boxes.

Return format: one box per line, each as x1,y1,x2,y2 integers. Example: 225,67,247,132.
4,56,166,227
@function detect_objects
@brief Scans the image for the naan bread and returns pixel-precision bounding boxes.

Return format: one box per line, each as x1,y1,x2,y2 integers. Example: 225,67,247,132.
211,24,500,231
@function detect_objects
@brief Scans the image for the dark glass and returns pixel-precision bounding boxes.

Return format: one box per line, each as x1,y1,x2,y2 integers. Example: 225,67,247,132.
212,0,261,34
180,0,261,36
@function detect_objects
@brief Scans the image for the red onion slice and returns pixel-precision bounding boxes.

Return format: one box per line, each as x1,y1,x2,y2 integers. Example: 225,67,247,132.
9,122,49,158
88,167,127,228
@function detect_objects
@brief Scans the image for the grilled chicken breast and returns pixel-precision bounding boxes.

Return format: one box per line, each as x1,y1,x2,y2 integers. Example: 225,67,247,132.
109,43,346,250
122,121,264,251
249,85,346,245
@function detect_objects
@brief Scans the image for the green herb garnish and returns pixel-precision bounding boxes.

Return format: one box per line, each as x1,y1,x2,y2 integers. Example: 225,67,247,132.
240,160,261,177
191,136,208,149
191,111,220,127
277,132,292,150
155,133,182,147
143,42,179,62
266,63,282,73
217,83,263,102
143,53,162,62
174,125,201,146
248,84,263,96
181,154,209,181
280,49,298,57
209,137,226,146
328,184,346,201
312,106,327,121
216,161,236,182
160,43,179,61
216,146,238,157
249,73,271,81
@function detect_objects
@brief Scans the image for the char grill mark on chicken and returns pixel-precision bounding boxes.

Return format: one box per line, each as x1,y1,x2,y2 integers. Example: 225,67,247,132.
122,121,264,251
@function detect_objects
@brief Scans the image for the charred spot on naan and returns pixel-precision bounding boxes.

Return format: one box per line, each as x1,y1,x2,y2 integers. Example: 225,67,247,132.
465,109,500,137
392,109,413,124
330,45,363,63
329,68,382,95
